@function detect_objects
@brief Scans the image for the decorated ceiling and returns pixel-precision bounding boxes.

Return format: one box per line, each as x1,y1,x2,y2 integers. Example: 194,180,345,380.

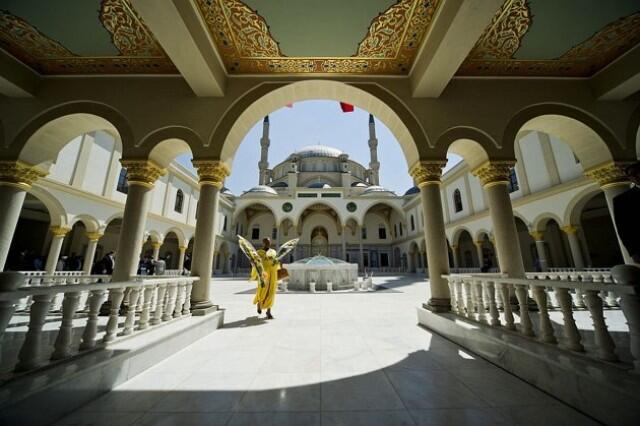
0,0,638,77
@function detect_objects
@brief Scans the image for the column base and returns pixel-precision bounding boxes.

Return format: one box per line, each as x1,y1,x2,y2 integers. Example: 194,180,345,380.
423,298,451,313
190,300,219,316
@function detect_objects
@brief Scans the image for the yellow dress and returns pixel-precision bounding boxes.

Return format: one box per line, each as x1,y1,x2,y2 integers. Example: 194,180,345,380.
251,248,280,310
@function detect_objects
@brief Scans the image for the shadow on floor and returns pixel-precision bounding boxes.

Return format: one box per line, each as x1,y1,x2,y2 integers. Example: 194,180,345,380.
221,316,268,329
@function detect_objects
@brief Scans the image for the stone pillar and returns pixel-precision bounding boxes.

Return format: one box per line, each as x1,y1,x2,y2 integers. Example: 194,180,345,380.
341,225,347,261
358,231,364,271
473,161,525,278
190,160,229,314
177,245,187,272
584,162,634,265
0,161,47,270
151,241,162,261
451,245,460,269
45,226,70,274
410,161,450,312
112,161,166,281
530,231,548,271
562,225,585,270
83,232,103,275
474,241,484,268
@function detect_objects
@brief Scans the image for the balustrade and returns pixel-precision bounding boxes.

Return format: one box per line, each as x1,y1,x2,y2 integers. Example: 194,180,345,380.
0,273,199,374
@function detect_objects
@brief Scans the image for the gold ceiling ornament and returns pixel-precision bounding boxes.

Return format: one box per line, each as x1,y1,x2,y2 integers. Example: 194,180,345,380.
100,0,165,57
0,161,48,190
50,226,71,237
192,160,230,188
120,160,166,188
409,161,447,187
584,161,632,189
472,161,515,188
196,0,441,75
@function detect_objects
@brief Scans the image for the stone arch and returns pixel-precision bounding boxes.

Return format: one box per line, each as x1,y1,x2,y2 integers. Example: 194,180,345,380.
137,126,203,165
297,208,342,237
475,229,491,242
212,80,427,169
146,138,194,169
359,202,405,228
296,202,344,230
451,227,473,246
437,126,503,168
232,202,278,224
11,101,133,170
146,230,163,243
504,103,620,169
28,185,67,227
564,185,602,226
532,213,565,232
164,227,187,247
101,213,124,233
69,214,100,233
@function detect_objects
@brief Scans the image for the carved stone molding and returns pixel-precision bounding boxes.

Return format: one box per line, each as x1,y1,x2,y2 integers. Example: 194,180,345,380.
0,161,48,190
86,232,104,242
192,160,230,188
409,161,447,187
584,162,632,189
50,226,71,237
561,225,578,235
120,160,166,188
472,161,516,188
529,231,544,242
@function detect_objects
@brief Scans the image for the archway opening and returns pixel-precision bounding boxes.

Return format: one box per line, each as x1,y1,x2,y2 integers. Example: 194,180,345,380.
5,194,52,271
579,193,623,267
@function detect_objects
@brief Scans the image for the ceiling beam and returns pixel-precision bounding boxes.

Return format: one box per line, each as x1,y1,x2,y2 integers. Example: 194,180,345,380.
409,0,503,98
591,44,640,101
0,49,40,97
131,0,226,97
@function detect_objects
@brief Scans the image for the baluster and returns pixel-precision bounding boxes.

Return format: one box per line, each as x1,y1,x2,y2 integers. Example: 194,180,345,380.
182,281,193,315
51,291,82,359
151,283,167,325
0,272,24,339
531,285,556,344
103,287,125,342
454,279,464,314
15,294,54,371
499,284,515,330
515,284,534,337
474,281,487,324
583,290,618,362
447,278,456,314
463,279,474,319
554,287,584,352
80,289,107,350
173,282,186,318
485,281,500,326
546,287,555,310
138,285,155,330
611,265,640,373
163,282,178,322
122,287,140,335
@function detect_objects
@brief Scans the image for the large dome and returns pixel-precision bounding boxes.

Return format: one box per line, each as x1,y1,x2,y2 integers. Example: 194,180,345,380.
243,185,278,196
288,145,343,160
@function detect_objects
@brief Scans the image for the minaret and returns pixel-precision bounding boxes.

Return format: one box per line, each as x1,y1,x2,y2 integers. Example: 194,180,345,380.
258,116,270,185
368,114,380,186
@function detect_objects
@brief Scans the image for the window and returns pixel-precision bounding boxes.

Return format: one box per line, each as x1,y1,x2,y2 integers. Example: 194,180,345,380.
272,227,277,240
116,168,128,194
174,189,184,213
378,225,387,239
399,224,403,236
453,189,463,213
410,215,415,231
361,227,367,240
507,168,519,193
394,224,398,238
380,253,389,267
223,215,228,231
251,227,260,240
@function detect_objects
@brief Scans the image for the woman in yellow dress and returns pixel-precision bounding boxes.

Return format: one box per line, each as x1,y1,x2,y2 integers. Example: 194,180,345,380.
250,238,280,319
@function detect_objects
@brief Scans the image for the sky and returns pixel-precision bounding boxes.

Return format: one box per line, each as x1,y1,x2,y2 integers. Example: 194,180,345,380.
177,100,461,194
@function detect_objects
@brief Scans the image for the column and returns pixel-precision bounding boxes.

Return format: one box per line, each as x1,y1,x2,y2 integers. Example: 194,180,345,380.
472,161,525,278
451,245,460,269
562,225,585,269
45,226,70,274
474,241,484,268
190,160,229,313
584,162,634,264
0,161,47,270
177,245,187,272
112,160,166,281
151,241,162,261
358,228,364,271
530,231,548,271
83,232,103,275
410,161,450,312
341,225,347,261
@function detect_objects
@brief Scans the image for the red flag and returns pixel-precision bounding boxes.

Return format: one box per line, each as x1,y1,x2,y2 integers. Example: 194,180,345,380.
285,102,293,108
339,102,354,113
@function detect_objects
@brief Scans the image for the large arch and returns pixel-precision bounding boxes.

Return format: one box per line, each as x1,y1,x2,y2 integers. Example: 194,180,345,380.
139,128,201,167
437,126,502,169
212,80,426,169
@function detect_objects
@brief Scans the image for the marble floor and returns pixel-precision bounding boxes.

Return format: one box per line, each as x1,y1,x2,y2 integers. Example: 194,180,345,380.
55,276,600,426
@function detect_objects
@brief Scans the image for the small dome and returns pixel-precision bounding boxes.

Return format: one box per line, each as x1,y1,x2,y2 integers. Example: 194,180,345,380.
293,254,347,265
307,182,332,189
404,186,419,196
351,182,368,188
288,145,343,160
243,185,278,196
362,185,395,195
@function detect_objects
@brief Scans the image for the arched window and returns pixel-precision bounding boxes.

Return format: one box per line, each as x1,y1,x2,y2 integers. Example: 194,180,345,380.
507,168,519,193
223,215,228,231
378,224,387,239
453,189,463,213
410,215,415,231
116,168,128,194
174,189,184,213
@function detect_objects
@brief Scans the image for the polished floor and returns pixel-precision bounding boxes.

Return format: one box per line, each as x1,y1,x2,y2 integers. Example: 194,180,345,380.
56,276,599,426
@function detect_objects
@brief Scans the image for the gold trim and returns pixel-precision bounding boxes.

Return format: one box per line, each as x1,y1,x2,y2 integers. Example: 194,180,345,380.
151,241,162,249
192,160,230,188
584,161,631,189
561,225,578,235
409,161,447,187
121,160,166,188
86,232,104,241
50,226,71,237
0,161,48,189
178,245,188,252
529,231,544,242
471,161,515,188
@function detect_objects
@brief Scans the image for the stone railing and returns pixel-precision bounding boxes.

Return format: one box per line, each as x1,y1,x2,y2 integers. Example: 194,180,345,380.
364,267,405,274
548,267,610,273
442,265,640,373
0,272,198,373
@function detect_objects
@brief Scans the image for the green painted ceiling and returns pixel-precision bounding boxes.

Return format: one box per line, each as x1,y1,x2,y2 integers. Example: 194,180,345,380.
242,0,397,57
515,0,640,60
1,0,119,56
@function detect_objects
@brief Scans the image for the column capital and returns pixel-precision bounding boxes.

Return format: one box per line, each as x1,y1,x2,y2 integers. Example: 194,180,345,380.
584,161,632,189
529,231,544,241
409,160,447,187
472,161,515,188
191,160,230,188
151,241,163,249
178,245,188,252
0,161,47,190
561,225,579,235
121,160,166,188
451,244,458,250
50,226,71,237
474,240,483,247
86,232,103,241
